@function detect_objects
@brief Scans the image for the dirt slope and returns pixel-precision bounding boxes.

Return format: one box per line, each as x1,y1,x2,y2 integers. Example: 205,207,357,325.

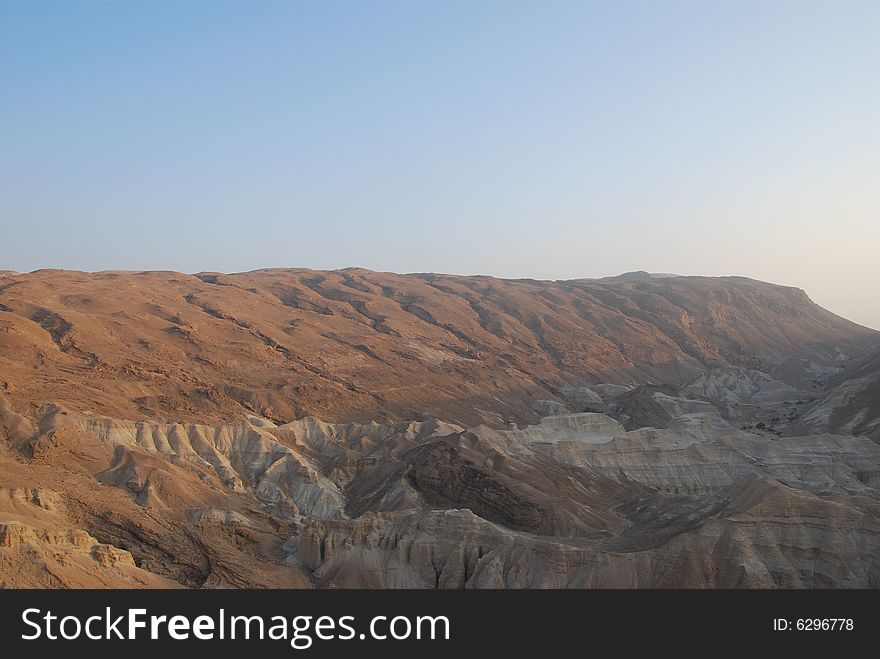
1,268,875,427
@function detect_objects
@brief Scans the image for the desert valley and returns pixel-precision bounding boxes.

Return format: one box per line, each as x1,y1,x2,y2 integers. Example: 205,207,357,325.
1,268,878,588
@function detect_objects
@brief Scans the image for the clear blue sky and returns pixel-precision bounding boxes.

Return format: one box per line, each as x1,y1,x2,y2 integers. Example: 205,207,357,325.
1,1,878,328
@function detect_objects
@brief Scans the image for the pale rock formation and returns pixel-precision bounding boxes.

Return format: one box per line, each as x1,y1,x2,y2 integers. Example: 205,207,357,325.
509,413,626,444
3,396,880,588
684,367,804,405
531,399,572,417
0,521,182,588
651,391,724,418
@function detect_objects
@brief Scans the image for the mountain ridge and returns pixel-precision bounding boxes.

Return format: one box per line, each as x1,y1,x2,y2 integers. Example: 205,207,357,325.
1,268,876,428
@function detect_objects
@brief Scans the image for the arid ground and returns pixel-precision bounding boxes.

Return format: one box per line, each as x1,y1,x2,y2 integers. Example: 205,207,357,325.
1,269,879,587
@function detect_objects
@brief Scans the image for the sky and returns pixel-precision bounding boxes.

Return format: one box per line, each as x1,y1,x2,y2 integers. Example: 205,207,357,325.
1,1,878,329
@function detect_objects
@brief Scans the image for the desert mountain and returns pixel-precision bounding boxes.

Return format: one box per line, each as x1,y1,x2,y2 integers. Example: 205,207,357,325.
0,268,875,427
1,269,879,588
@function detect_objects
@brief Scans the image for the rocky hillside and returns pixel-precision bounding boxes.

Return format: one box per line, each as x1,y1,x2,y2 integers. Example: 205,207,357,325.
1,269,875,427
795,349,880,441
2,269,879,588
2,396,879,588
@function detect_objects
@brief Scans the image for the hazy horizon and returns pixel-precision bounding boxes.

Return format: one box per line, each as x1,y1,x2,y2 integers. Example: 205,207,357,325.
2,1,878,329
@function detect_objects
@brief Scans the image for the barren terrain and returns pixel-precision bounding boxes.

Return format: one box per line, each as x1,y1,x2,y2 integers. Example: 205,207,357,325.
1,268,878,588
